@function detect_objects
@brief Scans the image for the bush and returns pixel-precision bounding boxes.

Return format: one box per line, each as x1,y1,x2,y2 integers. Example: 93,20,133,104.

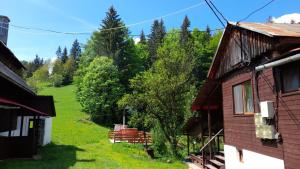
76,56,124,125
50,74,64,87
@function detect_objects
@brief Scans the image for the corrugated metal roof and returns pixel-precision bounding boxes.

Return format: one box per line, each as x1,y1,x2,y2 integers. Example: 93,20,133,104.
236,22,300,37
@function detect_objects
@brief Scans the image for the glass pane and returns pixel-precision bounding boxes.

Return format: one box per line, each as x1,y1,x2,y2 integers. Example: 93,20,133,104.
233,85,243,114
282,64,300,92
244,81,254,113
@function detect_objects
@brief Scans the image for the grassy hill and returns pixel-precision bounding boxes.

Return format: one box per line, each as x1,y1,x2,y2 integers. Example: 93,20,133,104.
0,85,186,169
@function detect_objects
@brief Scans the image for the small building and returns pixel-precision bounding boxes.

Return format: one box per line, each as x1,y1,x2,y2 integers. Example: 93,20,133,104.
190,22,300,169
0,15,56,160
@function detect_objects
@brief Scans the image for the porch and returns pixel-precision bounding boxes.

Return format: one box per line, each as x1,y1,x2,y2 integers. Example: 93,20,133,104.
184,80,225,169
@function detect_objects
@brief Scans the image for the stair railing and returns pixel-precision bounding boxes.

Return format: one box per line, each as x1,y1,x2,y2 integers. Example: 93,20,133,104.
199,128,223,166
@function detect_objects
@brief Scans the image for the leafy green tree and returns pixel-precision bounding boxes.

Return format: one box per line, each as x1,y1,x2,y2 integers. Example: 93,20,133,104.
77,56,124,125
119,30,195,156
63,57,76,84
70,39,81,62
26,63,49,92
148,19,166,64
192,29,221,87
50,73,63,87
22,55,44,78
61,47,68,63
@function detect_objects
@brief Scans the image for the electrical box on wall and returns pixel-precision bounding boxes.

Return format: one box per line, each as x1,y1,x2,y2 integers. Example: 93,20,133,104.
260,101,274,118
254,113,277,139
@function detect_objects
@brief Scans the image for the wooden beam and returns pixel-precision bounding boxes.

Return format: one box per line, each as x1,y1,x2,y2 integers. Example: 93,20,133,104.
20,115,24,136
208,106,212,159
187,135,190,155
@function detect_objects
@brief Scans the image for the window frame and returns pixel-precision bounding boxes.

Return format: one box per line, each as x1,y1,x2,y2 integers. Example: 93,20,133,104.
280,61,300,93
232,80,255,115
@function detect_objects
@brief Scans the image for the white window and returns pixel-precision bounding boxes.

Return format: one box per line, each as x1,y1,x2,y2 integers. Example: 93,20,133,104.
233,80,254,114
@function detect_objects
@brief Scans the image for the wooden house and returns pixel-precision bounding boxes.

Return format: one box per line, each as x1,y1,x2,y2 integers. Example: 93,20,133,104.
189,22,300,169
0,15,56,160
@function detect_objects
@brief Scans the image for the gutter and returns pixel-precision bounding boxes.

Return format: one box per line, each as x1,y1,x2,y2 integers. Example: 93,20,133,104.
255,53,300,72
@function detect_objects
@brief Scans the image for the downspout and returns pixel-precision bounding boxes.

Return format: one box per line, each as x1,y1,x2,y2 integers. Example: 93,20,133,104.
255,53,300,72
254,53,300,109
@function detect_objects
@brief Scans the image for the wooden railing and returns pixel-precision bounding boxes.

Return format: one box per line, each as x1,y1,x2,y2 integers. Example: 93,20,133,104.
199,128,223,165
108,129,152,144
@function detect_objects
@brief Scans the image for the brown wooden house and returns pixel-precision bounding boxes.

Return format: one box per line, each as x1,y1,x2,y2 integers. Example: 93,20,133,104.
189,22,300,169
0,15,56,160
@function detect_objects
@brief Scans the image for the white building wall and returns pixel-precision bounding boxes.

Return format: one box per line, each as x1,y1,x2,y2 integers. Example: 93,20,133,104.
224,144,284,169
42,117,52,145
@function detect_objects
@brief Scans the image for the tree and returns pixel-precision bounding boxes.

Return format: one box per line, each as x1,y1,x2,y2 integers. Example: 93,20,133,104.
180,15,191,45
70,39,81,62
56,46,62,58
139,30,146,45
191,28,221,87
61,47,68,63
148,19,166,64
76,56,124,125
119,30,195,156
63,57,76,84
33,54,43,70
98,6,128,60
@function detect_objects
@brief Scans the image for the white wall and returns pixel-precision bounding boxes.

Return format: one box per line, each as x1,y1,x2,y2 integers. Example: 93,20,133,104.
42,117,52,145
224,144,284,169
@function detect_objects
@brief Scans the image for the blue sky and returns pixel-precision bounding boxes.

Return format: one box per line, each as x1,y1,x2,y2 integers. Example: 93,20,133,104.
1,0,299,61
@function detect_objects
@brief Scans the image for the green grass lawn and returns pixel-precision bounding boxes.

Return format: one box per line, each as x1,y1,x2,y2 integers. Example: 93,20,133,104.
0,85,186,169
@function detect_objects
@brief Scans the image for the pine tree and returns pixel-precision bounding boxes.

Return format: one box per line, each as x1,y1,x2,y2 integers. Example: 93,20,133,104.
205,25,211,42
139,30,146,45
61,47,68,63
180,15,191,45
70,39,81,61
56,46,62,59
33,54,43,71
99,6,128,62
148,19,166,64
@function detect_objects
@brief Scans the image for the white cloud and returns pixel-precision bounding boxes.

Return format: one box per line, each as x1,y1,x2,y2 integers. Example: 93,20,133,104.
272,13,300,24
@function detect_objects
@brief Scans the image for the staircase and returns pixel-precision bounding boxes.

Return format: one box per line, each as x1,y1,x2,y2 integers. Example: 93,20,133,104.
188,129,225,169
204,151,225,169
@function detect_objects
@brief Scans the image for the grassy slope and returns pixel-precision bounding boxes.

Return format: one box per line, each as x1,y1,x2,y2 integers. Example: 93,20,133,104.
1,85,186,169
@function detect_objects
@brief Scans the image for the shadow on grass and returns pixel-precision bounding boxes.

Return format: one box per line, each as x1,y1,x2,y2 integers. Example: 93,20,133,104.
0,143,95,169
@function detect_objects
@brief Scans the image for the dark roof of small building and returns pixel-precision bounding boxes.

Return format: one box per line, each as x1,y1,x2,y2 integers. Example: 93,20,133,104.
0,60,34,95
0,41,26,69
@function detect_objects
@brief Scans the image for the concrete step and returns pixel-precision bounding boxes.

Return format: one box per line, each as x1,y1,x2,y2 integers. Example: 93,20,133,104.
209,159,224,168
215,155,225,163
205,164,218,169
219,151,224,156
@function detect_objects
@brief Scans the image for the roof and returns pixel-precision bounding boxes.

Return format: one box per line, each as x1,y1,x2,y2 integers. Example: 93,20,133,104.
235,22,300,37
207,22,300,79
0,97,48,116
0,60,35,95
191,80,221,111
0,41,26,69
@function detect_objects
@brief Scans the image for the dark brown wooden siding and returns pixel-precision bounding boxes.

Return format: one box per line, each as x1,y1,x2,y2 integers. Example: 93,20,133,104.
222,67,300,169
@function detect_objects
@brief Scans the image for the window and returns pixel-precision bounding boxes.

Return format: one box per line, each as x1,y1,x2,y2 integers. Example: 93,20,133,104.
233,80,254,114
281,62,300,93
